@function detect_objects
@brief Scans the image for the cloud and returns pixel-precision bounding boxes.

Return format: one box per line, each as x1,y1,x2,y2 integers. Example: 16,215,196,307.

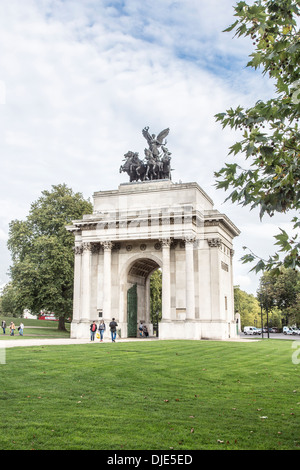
234,275,253,288
0,229,8,242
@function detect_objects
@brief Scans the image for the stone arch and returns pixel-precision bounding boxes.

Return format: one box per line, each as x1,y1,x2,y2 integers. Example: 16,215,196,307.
120,252,162,280
120,253,162,336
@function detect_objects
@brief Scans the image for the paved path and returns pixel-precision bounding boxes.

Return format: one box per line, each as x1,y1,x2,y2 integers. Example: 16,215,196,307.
0,335,254,349
0,337,161,348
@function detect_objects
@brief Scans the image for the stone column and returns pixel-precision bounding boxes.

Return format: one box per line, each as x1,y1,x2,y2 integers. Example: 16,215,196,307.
101,241,113,319
185,237,196,320
208,238,222,320
81,242,92,321
73,244,82,322
161,238,171,321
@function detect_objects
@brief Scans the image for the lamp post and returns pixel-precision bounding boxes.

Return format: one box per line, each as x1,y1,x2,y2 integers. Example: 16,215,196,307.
260,295,264,340
263,281,271,339
259,279,272,340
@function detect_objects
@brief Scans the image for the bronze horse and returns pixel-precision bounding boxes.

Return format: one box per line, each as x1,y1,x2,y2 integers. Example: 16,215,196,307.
119,151,147,182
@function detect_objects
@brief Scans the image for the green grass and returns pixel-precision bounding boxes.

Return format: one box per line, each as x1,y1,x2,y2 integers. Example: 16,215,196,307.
0,317,70,340
0,340,299,450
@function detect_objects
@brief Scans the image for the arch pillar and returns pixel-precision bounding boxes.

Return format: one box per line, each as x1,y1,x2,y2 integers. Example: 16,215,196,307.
160,238,171,321
101,241,113,319
185,236,196,320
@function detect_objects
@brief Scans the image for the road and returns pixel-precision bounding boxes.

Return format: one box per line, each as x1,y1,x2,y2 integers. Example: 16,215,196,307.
239,332,300,340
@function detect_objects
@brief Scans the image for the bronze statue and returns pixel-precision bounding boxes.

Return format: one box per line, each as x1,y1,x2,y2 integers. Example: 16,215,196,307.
119,127,173,182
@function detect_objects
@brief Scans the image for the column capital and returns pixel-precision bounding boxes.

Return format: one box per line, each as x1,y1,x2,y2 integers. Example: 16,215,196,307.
74,245,83,256
101,241,114,251
82,242,92,252
160,238,171,248
207,238,221,248
184,236,196,246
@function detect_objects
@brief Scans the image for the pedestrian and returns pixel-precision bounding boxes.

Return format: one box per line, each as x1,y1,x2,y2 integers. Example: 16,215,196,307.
19,322,24,336
98,320,106,342
142,324,149,337
1,319,6,335
109,318,118,342
10,321,15,336
90,321,97,341
138,321,143,337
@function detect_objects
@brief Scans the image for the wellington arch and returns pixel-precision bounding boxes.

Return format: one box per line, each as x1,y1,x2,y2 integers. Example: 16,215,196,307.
66,179,240,341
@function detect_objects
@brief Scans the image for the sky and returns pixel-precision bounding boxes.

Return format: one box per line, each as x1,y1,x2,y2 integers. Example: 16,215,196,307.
0,0,293,296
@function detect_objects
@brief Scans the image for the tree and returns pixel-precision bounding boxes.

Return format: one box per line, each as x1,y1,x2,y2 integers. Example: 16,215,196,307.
215,0,300,274
234,286,261,329
7,184,92,329
150,269,162,324
258,268,300,326
0,283,20,317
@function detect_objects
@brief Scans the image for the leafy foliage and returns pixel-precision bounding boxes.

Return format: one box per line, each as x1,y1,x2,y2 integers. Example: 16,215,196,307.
0,283,20,317
150,269,162,323
257,268,300,325
215,0,300,273
234,285,261,328
5,184,92,326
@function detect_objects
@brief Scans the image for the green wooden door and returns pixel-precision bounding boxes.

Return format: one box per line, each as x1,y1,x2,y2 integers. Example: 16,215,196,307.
127,283,137,337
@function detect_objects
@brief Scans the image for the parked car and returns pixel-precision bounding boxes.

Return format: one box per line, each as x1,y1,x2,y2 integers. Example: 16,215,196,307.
291,328,300,335
283,326,294,335
244,326,260,335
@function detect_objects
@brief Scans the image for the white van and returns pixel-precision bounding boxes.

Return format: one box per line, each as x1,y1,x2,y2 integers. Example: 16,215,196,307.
244,326,257,335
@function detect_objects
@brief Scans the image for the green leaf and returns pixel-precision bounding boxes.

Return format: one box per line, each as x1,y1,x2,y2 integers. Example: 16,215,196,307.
223,19,239,33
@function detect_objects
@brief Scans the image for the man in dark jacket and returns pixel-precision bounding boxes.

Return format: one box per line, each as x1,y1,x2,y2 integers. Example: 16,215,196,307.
109,318,118,342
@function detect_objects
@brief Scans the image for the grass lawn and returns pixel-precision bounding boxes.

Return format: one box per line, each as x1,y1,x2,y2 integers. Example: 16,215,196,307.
0,339,299,450
0,317,70,340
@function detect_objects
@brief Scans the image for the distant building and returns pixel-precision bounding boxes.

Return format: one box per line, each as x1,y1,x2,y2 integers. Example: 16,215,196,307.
23,309,37,320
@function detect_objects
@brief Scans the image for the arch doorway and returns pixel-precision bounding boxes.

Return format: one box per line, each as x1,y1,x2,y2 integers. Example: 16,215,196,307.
126,257,161,337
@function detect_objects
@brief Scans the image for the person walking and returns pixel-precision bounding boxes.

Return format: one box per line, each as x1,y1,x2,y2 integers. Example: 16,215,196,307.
90,321,97,341
1,320,6,335
19,322,24,336
109,318,118,342
142,324,149,337
10,321,15,336
98,320,106,342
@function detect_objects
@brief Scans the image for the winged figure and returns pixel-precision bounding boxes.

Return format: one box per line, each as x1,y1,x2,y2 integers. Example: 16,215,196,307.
142,126,170,157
